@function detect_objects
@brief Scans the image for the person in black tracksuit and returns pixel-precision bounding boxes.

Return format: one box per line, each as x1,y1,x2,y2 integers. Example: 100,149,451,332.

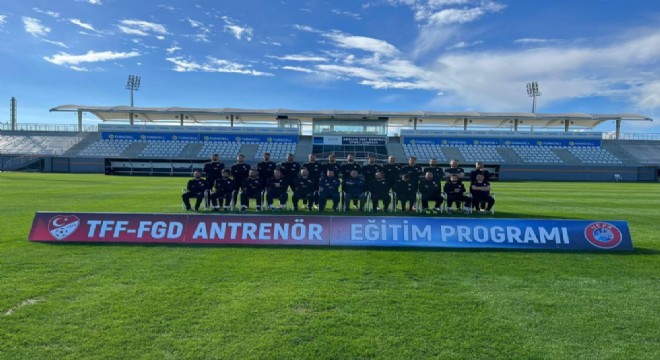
418,171,443,211
394,173,417,212
361,155,383,192
399,156,424,187
444,174,471,212
240,170,263,211
339,154,361,184
318,170,340,212
182,170,207,211
382,156,402,192
278,153,301,192
342,170,366,211
211,169,235,211
203,153,225,190
265,170,289,210
368,172,391,212
231,154,251,205
470,173,495,212
292,169,317,211
257,152,277,185
423,158,444,182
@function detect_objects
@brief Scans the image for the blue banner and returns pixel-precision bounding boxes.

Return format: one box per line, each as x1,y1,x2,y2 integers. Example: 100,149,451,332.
330,217,632,251
404,137,601,147
103,131,297,143
31,212,632,252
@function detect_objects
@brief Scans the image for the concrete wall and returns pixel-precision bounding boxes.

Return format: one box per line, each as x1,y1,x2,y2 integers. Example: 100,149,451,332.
499,165,657,182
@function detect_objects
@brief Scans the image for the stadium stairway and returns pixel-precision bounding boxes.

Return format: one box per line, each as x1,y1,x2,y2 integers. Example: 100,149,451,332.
553,148,581,165
122,142,148,158
441,147,463,163
180,142,203,159
602,141,640,165
295,137,313,159
386,138,406,162
62,133,100,157
239,144,259,160
496,147,521,164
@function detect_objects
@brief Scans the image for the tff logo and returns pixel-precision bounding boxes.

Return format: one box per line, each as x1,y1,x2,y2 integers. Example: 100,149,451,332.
48,215,80,241
584,222,623,249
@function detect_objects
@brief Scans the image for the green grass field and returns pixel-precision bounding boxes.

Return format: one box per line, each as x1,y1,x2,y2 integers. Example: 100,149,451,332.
0,172,658,359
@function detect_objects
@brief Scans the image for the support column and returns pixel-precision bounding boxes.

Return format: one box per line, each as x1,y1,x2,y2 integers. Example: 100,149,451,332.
77,110,83,133
615,119,621,140
463,118,468,131
564,119,569,132
180,113,184,127
514,119,519,132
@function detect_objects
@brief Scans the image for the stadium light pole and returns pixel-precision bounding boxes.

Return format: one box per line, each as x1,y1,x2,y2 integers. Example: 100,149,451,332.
526,81,541,113
126,75,141,125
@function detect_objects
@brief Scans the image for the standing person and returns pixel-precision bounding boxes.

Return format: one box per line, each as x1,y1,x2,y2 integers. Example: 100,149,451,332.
203,153,224,207
400,156,424,186
321,154,341,180
231,154,251,206
339,154,361,184
444,174,471,213
302,153,322,188
292,169,317,211
470,173,495,213
257,152,276,185
265,170,289,210
469,161,491,182
444,159,465,181
318,169,340,212
278,153,301,192
211,169,235,211
424,158,444,181
182,170,207,212
418,171,443,212
382,156,402,192
394,173,417,212
342,170,367,211
240,170,263,211
368,172,391,212
361,155,382,192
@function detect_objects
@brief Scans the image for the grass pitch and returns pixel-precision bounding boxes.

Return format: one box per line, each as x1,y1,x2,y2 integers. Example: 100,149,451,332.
0,172,658,359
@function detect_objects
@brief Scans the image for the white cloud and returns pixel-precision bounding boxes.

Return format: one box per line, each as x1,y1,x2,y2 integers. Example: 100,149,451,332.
82,0,103,5
23,17,50,37
324,32,400,57
0,15,7,26
270,54,328,62
166,56,273,76
33,8,60,18
166,46,181,54
117,19,168,37
293,24,320,33
331,9,362,20
446,40,483,50
514,38,562,45
282,66,315,73
44,50,140,66
42,39,69,48
221,16,253,41
70,18,96,31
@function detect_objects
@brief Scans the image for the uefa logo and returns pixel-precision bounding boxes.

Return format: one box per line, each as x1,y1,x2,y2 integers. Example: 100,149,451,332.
584,222,623,249
48,215,81,241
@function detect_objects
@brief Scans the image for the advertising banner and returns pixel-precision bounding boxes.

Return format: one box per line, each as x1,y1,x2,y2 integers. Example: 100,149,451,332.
29,212,633,251
314,136,386,145
403,137,601,147
102,132,297,143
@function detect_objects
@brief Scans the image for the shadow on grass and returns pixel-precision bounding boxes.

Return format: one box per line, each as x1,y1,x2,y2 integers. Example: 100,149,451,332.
33,241,658,255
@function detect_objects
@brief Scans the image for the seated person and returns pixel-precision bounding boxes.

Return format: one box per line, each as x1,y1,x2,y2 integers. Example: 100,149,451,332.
444,174,471,212
182,170,207,211
470,173,495,212
394,173,417,212
318,169,340,212
211,169,235,211
265,170,289,210
368,172,391,212
292,169,317,211
342,170,367,211
424,158,444,181
418,171,443,211
239,170,264,211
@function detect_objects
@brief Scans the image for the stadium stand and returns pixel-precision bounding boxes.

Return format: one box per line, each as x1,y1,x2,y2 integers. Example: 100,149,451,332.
197,141,242,159
567,146,622,164
254,142,298,160
402,143,448,162
0,132,84,155
458,145,505,163
138,140,188,158
510,145,563,164
79,139,133,157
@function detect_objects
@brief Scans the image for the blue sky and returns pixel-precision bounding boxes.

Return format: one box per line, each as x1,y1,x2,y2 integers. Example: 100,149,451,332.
0,0,659,134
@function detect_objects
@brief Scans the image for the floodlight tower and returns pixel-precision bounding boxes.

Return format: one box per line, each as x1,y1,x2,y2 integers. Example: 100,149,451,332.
526,81,541,113
126,75,141,125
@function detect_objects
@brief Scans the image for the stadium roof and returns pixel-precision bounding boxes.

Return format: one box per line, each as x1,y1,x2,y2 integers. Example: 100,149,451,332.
50,105,653,129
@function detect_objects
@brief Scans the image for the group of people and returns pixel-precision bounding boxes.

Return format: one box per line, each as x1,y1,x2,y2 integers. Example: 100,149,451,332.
182,153,495,214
